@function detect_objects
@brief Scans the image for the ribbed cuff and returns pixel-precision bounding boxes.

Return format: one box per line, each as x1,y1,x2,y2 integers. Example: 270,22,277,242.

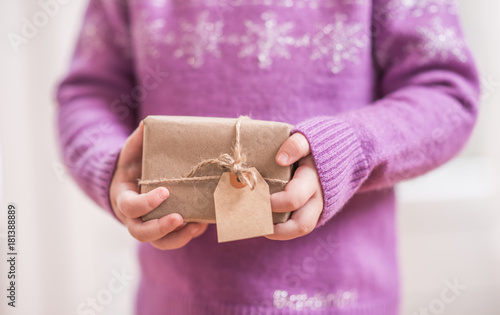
293,117,369,227
79,143,123,221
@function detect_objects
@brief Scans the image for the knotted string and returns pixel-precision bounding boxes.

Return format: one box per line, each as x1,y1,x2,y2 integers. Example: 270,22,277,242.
183,116,258,189
138,116,288,190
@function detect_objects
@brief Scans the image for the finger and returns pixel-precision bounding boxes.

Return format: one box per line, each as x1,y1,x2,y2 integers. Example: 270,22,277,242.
191,223,209,238
117,186,169,218
276,133,311,166
270,163,318,213
126,213,184,243
150,223,208,250
265,194,323,241
117,180,141,195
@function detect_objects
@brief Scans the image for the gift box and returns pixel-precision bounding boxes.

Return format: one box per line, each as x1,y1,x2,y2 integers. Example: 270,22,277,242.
139,116,293,224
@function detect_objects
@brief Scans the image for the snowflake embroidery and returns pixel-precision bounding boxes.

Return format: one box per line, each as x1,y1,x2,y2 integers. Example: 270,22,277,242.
310,14,368,73
273,289,358,310
237,11,308,69
384,0,459,19
136,9,368,73
400,0,459,17
170,0,348,9
134,10,175,60
410,18,467,64
172,11,224,68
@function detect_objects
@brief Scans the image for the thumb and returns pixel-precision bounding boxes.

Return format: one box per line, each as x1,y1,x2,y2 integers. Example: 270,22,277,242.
275,133,311,166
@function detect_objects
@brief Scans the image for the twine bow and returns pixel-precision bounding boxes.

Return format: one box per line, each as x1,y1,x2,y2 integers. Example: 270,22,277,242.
183,116,258,189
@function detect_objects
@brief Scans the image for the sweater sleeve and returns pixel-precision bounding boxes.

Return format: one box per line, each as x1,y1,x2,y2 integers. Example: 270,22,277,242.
56,0,136,217
294,1,480,227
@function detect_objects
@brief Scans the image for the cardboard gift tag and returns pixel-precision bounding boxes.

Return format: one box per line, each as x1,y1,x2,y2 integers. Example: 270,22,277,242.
214,168,274,243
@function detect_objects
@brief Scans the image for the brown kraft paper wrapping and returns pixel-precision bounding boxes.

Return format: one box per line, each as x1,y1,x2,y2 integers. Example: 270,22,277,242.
140,116,293,224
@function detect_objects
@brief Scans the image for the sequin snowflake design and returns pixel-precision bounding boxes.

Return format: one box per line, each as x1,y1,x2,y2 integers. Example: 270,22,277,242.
134,12,171,60
403,0,459,17
237,11,308,69
171,11,225,68
273,290,358,310
410,18,467,64
386,0,459,19
135,9,368,73
310,14,368,74
169,0,346,9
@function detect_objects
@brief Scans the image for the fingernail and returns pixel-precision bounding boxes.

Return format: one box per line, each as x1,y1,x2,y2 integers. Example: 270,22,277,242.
159,188,168,200
277,152,288,165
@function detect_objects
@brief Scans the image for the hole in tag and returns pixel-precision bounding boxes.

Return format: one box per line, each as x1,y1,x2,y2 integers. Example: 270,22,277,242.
229,173,246,189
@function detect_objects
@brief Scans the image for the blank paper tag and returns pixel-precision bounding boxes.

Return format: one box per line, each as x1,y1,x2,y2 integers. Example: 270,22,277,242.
214,168,274,243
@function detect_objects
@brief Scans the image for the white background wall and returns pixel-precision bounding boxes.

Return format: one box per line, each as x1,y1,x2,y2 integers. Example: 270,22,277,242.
0,1,499,314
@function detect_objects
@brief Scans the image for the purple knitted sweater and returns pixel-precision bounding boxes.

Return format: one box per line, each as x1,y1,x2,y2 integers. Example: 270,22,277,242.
56,0,479,314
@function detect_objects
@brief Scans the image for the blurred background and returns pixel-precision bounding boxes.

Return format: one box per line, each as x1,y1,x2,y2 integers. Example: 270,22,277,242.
0,1,499,314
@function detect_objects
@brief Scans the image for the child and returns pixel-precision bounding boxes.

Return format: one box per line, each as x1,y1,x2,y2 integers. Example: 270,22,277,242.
56,0,479,313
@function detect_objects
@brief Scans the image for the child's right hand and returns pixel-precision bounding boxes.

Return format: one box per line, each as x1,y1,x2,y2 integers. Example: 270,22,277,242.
109,121,208,250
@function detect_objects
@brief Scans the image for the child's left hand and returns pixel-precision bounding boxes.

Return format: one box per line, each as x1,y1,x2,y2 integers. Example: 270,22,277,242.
266,133,324,241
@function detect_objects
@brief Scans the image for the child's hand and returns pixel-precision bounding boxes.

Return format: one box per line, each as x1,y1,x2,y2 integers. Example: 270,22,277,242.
266,133,323,241
109,122,208,249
